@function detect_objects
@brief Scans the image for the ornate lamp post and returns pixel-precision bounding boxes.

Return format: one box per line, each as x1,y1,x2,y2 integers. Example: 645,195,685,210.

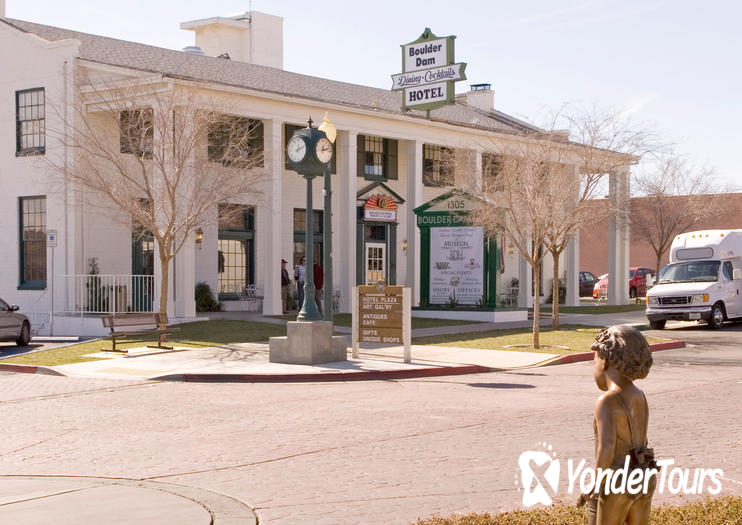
318,113,337,322
286,118,334,322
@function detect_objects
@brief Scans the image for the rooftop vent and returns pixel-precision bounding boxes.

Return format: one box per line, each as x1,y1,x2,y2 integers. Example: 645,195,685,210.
470,83,492,92
182,45,205,56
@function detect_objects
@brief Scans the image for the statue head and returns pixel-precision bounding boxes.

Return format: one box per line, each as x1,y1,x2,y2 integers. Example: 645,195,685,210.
591,325,653,390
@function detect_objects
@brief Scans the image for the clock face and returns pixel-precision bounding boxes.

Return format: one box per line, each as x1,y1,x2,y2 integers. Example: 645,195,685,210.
315,137,333,164
287,135,307,163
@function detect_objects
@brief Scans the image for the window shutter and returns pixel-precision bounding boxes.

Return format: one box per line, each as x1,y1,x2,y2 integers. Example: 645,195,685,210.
356,134,365,178
386,139,398,180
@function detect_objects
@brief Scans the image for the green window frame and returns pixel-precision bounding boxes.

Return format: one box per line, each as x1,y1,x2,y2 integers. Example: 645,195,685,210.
16,88,45,156
356,134,398,181
423,144,455,187
18,196,47,289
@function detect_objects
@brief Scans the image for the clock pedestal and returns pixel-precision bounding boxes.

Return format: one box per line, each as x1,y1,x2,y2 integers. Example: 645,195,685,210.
269,321,347,365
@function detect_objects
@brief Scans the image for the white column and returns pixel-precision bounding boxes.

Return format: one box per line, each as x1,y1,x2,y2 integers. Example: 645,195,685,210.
262,119,283,315
406,139,423,306
608,165,630,305
470,149,483,191
174,238,196,318
338,130,357,312
518,252,529,308
565,233,579,306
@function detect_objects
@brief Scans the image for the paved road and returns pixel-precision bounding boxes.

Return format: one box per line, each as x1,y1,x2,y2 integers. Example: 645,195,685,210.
1,324,740,524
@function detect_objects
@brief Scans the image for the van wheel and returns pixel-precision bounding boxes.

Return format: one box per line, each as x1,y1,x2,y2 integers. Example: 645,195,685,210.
649,320,665,330
708,303,725,330
16,322,31,346
629,287,637,299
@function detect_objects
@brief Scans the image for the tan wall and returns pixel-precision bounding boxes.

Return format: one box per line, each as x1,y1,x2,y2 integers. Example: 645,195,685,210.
580,193,742,275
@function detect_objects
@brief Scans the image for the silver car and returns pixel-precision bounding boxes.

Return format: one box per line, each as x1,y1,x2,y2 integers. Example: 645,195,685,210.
0,297,31,347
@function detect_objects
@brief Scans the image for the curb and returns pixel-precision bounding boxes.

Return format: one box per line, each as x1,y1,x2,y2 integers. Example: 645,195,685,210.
0,363,64,376
153,364,492,383
540,339,686,367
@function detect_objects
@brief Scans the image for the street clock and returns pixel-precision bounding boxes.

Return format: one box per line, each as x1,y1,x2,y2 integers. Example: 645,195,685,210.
286,118,333,177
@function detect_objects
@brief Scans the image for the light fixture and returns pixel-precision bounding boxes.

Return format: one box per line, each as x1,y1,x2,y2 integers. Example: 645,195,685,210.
318,112,337,144
195,228,204,248
402,239,408,252
507,246,514,255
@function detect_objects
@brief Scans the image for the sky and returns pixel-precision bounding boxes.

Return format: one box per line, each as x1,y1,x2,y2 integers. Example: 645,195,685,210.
5,0,740,190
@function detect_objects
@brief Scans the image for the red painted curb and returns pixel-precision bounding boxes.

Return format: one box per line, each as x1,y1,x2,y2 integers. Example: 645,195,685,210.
545,339,686,367
154,364,493,383
0,363,63,376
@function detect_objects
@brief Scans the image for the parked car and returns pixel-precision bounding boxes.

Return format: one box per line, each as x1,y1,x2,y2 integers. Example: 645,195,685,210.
0,297,31,346
579,271,599,297
592,267,655,299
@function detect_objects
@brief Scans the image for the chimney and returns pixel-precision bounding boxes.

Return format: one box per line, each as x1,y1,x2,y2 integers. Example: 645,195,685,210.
180,11,283,69
1,0,5,18
463,83,494,112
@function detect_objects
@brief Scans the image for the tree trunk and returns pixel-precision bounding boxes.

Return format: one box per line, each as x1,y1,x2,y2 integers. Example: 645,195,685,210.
552,251,561,330
655,252,663,279
533,261,540,349
159,254,170,318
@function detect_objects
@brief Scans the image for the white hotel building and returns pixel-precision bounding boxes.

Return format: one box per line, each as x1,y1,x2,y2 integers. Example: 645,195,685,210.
0,9,631,335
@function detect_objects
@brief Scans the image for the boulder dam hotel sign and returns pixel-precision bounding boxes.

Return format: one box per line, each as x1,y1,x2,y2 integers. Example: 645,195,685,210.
391,28,467,112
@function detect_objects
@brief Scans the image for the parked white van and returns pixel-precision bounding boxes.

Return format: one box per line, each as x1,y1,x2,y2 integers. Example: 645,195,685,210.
645,229,742,329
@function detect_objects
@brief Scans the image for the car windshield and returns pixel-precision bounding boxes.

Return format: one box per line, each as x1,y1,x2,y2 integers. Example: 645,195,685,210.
658,260,720,283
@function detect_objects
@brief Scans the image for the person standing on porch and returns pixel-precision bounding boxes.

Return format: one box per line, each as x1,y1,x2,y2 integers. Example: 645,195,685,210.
281,259,291,314
295,255,306,309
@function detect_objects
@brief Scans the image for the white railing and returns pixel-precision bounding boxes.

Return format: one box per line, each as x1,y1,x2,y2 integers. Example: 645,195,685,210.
29,287,52,335
64,274,154,314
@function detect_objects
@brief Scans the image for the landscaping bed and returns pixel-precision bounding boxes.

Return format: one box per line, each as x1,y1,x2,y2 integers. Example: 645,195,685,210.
0,320,286,366
412,325,667,354
413,496,742,524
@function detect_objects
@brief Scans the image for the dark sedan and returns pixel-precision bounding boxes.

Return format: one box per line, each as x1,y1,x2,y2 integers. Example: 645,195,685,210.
579,271,599,297
0,297,31,346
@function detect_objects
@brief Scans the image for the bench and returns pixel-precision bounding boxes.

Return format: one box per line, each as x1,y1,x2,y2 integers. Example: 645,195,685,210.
101,313,177,353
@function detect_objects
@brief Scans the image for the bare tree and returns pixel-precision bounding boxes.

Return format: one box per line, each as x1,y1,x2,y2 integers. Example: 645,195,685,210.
48,73,264,317
631,153,718,274
472,106,652,345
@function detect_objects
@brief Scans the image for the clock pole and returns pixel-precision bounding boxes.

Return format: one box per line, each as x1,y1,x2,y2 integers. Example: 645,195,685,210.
297,171,321,321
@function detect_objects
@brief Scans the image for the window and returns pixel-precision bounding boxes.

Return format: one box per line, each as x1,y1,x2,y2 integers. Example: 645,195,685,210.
120,108,153,158
293,209,323,267
723,261,734,281
423,144,454,186
16,88,45,156
356,134,397,181
482,152,503,190
19,196,47,288
218,204,255,297
209,115,264,168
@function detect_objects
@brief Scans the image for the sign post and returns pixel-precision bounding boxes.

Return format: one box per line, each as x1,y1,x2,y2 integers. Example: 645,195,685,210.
46,229,57,336
353,280,411,363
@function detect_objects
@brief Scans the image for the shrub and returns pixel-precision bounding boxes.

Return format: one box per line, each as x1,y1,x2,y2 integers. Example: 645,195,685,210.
195,282,221,312
414,496,742,525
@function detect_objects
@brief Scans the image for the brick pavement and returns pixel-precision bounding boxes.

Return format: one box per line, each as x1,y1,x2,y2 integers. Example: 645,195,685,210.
1,336,741,524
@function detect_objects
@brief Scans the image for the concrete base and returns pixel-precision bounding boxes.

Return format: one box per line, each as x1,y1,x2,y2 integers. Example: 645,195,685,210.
269,321,347,365
411,309,528,323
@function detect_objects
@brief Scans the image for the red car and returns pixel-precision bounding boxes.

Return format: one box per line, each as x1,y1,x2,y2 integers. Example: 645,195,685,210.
593,267,654,299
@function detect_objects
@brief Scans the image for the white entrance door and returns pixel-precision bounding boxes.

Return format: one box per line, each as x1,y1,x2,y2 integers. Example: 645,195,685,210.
366,243,386,284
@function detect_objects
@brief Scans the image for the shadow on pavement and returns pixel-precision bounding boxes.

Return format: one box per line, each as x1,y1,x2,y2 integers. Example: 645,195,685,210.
467,382,535,389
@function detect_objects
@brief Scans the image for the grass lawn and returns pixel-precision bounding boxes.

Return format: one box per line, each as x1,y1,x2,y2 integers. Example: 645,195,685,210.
412,325,666,354
413,496,742,524
535,304,646,314
0,320,287,367
270,313,481,329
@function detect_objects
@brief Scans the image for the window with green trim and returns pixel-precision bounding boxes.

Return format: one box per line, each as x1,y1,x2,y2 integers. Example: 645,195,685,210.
19,196,47,288
16,88,45,156
423,144,455,186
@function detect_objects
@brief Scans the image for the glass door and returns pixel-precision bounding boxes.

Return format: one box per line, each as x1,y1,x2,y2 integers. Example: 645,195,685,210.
366,242,386,284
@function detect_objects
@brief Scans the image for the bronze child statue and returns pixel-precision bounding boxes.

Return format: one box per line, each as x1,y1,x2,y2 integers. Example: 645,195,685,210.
579,325,656,525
